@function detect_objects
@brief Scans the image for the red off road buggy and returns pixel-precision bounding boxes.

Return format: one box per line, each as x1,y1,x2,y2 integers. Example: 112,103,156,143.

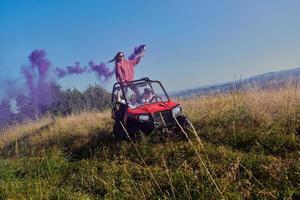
111,77,190,139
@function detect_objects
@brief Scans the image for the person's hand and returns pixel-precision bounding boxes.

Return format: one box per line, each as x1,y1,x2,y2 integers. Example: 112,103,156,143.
140,51,145,57
138,45,145,57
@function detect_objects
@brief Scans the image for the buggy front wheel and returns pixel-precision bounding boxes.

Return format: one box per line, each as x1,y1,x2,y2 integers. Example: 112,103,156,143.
175,115,193,135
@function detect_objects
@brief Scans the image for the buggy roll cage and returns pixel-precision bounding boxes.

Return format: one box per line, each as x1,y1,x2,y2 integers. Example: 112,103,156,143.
111,77,170,106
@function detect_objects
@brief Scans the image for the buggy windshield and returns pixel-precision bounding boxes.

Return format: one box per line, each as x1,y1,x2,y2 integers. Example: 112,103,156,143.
121,81,169,108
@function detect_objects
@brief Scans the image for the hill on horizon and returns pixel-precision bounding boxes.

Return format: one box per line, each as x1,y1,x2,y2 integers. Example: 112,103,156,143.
172,66,300,98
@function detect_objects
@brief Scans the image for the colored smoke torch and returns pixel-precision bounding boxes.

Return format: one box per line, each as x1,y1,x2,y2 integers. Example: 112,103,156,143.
128,44,146,60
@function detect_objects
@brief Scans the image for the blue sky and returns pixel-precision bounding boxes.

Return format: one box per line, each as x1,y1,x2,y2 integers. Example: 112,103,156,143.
1,0,300,95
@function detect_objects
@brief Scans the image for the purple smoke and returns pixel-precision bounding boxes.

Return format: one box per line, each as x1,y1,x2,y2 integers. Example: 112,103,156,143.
88,61,115,80
56,62,87,78
0,99,13,127
128,44,146,60
0,44,145,122
55,67,68,78
21,50,55,114
28,49,50,80
1,79,23,100
54,44,145,80
55,61,113,80
67,62,87,74
21,65,35,97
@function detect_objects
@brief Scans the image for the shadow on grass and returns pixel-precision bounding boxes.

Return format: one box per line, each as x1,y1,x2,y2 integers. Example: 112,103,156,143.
69,129,116,160
0,120,55,158
1,120,190,160
69,129,189,160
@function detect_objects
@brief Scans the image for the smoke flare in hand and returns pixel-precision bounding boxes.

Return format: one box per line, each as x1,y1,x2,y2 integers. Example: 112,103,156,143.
128,44,146,60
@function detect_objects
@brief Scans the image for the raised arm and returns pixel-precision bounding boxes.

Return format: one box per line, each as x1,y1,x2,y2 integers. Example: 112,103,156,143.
128,45,146,66
130,51,145,66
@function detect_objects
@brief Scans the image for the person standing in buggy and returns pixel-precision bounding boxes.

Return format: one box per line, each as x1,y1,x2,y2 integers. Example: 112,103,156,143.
109,45,146,100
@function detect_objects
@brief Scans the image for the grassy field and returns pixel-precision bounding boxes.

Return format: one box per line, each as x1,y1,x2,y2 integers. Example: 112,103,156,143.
0,86,300,199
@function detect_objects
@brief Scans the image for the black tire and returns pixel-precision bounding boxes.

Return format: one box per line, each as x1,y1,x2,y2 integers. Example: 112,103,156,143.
126,120,142,140
113,121,128,140
175,115,193,135
140,126,154,135
113,120,141,141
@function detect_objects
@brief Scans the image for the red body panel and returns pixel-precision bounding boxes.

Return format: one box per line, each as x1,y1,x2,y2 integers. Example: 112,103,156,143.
127,100,179,115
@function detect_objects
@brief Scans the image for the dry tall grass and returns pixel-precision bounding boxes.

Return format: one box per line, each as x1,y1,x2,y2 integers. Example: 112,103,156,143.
182,84,300,128
0,85,300,199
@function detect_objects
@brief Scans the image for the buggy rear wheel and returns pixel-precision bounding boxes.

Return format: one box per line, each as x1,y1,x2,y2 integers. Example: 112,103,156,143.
113,121,128,140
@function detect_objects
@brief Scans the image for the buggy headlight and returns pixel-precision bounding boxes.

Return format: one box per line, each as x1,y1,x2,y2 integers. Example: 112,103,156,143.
172,106,182,116
139,114,150,121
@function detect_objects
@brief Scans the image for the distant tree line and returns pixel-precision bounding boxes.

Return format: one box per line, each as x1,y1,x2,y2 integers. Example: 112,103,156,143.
0,84,111,129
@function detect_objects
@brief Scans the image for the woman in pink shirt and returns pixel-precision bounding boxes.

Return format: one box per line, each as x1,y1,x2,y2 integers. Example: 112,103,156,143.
109,49,145,104
111,51,143,83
